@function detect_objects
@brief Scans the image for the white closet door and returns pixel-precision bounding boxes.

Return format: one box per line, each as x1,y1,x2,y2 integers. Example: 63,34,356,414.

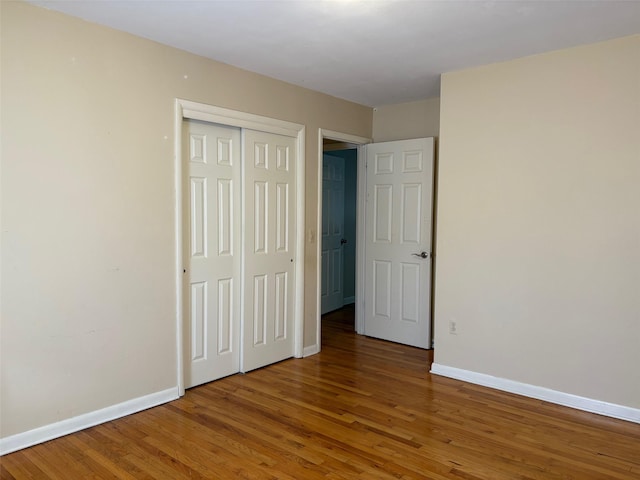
183,120,241,388
242,129,296,372
364,138,434,349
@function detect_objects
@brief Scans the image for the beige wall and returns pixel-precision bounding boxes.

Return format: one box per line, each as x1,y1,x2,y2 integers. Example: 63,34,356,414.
435,35,640,409
0,1,371,438
372,97,440,142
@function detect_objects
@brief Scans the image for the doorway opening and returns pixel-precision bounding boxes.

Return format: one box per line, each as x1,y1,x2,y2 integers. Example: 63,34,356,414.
315,130,370,353
316,131,436,354
321,145,357,314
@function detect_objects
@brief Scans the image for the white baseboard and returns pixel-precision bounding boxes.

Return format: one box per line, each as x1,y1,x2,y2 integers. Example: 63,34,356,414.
303,344,320,357
430,363,639,424
343,296,355,305
0,387,179,456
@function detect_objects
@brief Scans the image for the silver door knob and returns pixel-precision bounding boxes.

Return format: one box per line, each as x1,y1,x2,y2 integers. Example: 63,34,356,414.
412,251,429,259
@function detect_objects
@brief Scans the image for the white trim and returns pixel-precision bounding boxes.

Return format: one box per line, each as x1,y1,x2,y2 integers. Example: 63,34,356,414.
175,99,305,384
239,129,248,371
294,127,306,358
355,144,367,334
343,296,355,305
315,130,323,356
0,388,178,456
178,99,302,138
303,344,320,357
317,129,371,351
430,363,640,424
174,100,185,397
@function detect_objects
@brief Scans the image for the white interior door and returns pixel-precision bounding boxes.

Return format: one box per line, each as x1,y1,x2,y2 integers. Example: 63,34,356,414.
183,120,241,388
364,138,434,349
242,129,296,372
321,154,345,314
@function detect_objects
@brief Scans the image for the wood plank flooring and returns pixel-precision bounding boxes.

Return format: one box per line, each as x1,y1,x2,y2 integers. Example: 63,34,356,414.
2,306,639,479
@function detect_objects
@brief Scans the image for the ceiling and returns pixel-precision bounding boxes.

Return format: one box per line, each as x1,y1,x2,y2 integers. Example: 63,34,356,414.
29,0,640,107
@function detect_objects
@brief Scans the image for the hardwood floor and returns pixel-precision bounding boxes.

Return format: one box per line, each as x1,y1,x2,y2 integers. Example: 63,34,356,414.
2,306,639,479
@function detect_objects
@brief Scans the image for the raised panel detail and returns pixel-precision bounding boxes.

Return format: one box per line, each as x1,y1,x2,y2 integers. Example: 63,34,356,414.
253,275,267,346
373,261,391,318
190,134,206,164
333,163,343,181
276,145,289,171
218,278,232,354
321,250,329,298
217,138,232,166
274,272,287,341
276,183,289,252
242,129,297,372
326,162,345,181
254,142,268,169
375,153,393,174
364,137,433,349
254,181,267,254
190,177,206,257
401,263,419,323
331,249,342,294
190,282,207,361
218,179,233,256
401,183,422,244
322,186,330,237
184,120,243,388
332,189,343,236
403,150,423,172
374,184,392,243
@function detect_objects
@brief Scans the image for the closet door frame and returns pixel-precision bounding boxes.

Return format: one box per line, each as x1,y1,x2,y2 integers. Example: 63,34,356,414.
174,99,305,396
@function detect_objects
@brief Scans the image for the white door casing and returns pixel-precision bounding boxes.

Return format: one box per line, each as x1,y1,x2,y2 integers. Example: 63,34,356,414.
315,130,371,355
242,129,297,372
321,154,345,314
183,120,241,388
364,138,434,349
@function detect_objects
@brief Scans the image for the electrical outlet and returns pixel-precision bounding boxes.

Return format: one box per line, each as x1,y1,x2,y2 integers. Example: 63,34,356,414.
449,319,458,335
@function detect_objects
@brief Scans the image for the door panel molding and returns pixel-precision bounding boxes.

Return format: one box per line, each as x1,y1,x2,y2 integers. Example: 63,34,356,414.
175,99,305,396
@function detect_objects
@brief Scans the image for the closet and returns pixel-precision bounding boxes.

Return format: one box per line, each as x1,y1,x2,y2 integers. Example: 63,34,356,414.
182,118,297,388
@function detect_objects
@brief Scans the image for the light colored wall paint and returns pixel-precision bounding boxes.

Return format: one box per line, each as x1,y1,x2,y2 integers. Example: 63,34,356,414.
435,35,640,409
372,97,440,142
0,1,371,438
